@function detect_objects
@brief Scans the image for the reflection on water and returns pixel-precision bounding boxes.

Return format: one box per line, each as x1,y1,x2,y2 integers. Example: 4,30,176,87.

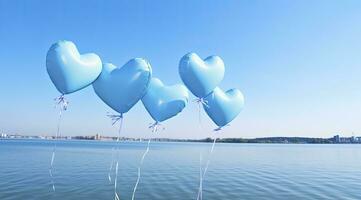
0,139,361,200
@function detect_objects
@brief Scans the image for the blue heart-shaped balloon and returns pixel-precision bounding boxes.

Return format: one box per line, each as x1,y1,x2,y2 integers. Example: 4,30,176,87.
142,78,189,122
93,59,152,114
203,87,244,127
46,40,102,94
179,53,225,98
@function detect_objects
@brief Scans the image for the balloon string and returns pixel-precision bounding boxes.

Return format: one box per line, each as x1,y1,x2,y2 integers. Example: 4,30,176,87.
49,94,68,192
194,98,208,200
132,138,151,200
202,137,217,177
108,147,115,183
107,113,124,200
197,137,218,200
193,98,209,125
197,153,203,200
114,161,120,200
107,113,124,184
132,121,163,199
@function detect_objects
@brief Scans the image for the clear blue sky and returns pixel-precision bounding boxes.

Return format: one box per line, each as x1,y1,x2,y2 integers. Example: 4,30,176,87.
0,0,360,139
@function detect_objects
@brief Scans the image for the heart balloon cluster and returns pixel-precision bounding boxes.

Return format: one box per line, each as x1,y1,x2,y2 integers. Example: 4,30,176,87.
179,53,245,128
46,40,189,123
46,41,243,127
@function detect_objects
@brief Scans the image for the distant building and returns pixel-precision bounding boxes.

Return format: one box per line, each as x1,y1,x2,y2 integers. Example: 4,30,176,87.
340,137,352,143
333,135,340,143
95,134,101,140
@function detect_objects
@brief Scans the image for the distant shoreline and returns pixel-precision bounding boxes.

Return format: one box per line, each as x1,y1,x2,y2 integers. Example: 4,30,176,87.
1,135,360,144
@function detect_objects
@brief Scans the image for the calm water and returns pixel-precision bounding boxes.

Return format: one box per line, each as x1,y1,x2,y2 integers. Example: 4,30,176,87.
0,139,360,200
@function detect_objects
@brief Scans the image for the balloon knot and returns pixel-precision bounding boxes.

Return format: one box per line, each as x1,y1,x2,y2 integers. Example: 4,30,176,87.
148,121,164,133
107,113,123,125
213,124,230,132
54,94,68,111
193,98,209,108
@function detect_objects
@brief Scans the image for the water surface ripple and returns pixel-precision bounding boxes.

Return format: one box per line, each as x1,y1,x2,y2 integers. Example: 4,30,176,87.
0,140,360,199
